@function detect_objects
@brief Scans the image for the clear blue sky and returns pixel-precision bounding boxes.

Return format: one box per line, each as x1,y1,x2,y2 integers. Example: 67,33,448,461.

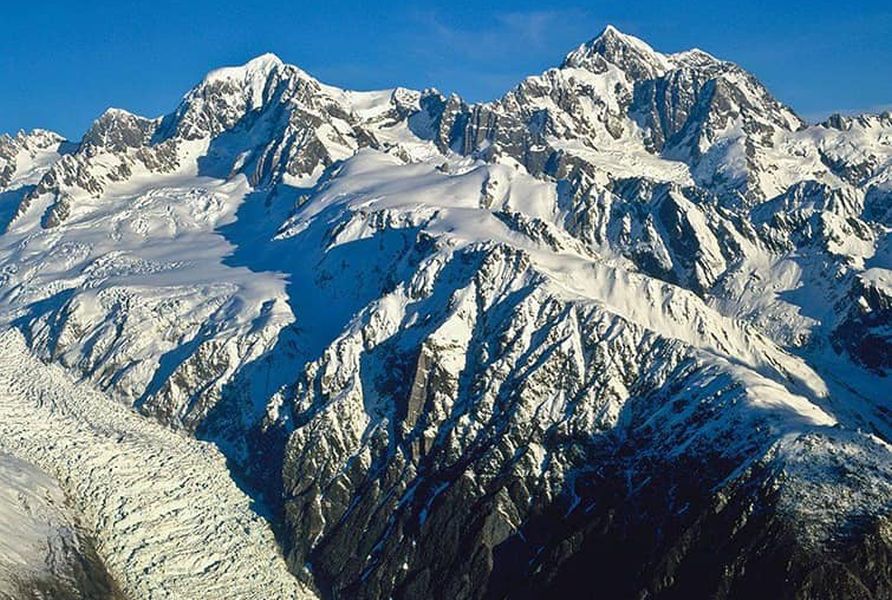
2,0,890,138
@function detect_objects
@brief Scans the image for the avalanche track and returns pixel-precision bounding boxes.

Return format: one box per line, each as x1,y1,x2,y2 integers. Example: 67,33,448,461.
0,327,315,599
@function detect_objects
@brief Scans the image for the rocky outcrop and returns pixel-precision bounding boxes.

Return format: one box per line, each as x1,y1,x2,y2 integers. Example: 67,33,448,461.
835,269,892,372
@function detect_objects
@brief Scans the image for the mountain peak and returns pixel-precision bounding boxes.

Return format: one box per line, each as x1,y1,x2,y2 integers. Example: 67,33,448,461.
562,24,671,79
82,107,156,151
168,51,320,140
9,128,65,145
246,51,283,68
594,24,632,43
96,107,143,121
598,23,621,37
590,24,660,55
201,52,287,85
668,47,724,69
240,52,291,78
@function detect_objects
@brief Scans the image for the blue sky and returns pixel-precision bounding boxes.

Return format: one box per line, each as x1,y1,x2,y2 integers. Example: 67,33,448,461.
2,1,890,138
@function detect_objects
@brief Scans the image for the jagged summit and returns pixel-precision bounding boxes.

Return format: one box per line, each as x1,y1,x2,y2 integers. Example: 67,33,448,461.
590,23,662,55
80,108,158,151
0,128,66,150
562,24,672,78
560,25,735,81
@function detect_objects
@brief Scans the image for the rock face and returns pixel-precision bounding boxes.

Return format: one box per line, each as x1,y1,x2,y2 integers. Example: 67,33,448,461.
836,269,892,371
0,25,890,600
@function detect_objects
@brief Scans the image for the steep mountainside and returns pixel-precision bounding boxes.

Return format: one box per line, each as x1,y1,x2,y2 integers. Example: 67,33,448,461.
0,26,889,599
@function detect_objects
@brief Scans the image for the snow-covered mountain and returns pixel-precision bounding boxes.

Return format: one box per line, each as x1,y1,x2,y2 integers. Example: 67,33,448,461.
0,25,890,599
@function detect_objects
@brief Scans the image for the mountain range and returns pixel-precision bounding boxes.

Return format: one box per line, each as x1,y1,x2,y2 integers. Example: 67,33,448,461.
0,25,890,599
